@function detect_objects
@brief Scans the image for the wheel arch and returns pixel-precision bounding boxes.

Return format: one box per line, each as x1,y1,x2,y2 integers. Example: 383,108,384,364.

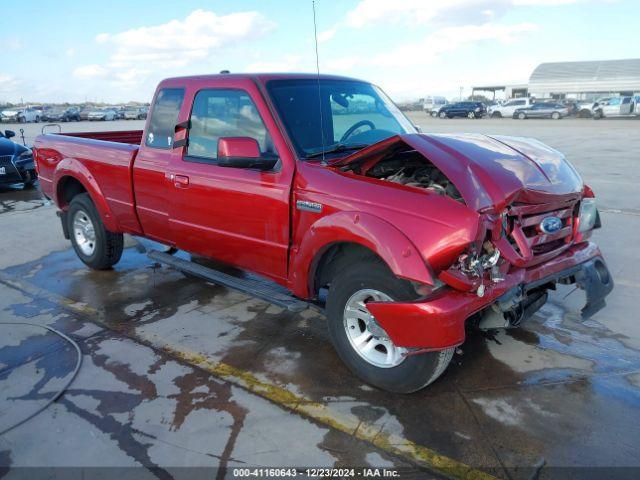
289,211,435,299
54,160,118,231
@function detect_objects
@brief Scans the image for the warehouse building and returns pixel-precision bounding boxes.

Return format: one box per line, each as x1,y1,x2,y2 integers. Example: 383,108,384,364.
472,58,640,101
528,58,640,100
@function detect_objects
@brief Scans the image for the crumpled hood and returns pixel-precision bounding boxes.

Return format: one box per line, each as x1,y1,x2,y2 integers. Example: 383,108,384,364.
330,133,584,212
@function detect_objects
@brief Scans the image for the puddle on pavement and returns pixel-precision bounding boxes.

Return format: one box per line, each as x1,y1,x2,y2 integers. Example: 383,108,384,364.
3,245,640,475
0,185,48,214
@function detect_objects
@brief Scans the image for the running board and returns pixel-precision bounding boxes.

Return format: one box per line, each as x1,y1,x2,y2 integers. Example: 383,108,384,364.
147,249,310,313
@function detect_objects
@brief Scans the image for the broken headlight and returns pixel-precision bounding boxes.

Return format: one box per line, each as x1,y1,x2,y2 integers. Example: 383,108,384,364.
578,198,597,232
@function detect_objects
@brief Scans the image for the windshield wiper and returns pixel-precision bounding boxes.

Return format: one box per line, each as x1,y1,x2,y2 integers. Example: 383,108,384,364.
304,143,368,159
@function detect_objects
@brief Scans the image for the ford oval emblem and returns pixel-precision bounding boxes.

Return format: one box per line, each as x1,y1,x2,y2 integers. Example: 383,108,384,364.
540,216,563,234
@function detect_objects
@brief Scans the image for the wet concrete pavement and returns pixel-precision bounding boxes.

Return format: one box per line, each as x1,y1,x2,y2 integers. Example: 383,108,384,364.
1,118,639,479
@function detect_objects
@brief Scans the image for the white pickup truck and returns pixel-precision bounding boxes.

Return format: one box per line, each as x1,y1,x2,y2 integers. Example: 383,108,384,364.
592,96,640,119
488,98,532,118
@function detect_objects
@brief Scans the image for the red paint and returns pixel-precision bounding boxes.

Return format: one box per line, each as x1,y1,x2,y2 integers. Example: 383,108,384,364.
33,73,609,351
217,137,261,158
367,242,604,348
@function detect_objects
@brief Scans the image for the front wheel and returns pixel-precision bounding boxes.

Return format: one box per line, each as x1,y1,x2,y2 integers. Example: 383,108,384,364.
439,111,447,119
67,193,123,270
551,112,561,120
326,259,454,393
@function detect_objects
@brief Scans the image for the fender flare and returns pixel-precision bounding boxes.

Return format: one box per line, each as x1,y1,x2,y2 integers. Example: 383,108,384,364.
53,158,119,232
289,211,435,298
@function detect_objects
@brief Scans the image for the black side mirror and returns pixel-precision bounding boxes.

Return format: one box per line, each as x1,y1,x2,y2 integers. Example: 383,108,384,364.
217,155,279,171
4,130,15,139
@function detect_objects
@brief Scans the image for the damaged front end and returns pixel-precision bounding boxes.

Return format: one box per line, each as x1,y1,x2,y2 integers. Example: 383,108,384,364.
335,133,614,350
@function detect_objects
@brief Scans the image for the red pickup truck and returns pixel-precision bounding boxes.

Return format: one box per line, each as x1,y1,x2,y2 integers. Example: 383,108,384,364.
34,73,613,392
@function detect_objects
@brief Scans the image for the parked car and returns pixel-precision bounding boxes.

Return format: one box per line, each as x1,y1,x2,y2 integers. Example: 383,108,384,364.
88,108,116,121
437,101,486,118
1,107,41,123
78,108,93,121
34,73,612,393
112,107,125,120
41,107,66,122
513,102,568,119
488,98,532,118
422,96,448,117
592,96,639,119
0,129,37,188
124,107,147,120
63,106,82,122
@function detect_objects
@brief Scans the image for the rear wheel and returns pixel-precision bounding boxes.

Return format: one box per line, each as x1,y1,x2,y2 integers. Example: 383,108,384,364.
467,111,475,119
67,193,123,270
551,111,561,120
439,111,447,119
517,112,526,119
326,259,454,393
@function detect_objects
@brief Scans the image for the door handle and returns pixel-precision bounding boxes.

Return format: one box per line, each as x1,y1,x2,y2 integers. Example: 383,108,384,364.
173,174,189,188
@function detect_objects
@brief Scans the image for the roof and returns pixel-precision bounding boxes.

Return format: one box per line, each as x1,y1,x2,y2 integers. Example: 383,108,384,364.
162,72,367,84
529,58,640,94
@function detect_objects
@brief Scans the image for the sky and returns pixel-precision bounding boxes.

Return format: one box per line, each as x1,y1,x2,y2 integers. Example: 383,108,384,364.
1,0,638,104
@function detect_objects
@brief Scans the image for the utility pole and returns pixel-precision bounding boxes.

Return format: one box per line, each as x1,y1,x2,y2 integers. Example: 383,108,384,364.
459,86,463,101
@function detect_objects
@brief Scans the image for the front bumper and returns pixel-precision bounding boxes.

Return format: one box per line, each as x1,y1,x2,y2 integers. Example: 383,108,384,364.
366,242,613,349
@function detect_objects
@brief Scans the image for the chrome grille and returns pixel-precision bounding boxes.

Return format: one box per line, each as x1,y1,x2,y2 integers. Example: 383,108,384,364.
505,202,577,267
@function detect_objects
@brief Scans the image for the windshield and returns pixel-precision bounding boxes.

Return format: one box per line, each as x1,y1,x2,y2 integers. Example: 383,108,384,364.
267,79,416,159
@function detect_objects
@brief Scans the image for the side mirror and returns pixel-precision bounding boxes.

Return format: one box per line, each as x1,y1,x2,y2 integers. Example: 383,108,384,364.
217,137,278,171
4,130,15,139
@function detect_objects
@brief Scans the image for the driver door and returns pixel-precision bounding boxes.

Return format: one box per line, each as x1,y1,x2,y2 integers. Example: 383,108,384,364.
167,81,295,282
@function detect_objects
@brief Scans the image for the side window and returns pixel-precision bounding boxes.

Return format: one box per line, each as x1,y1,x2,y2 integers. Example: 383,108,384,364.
145,88,185,149
187,89,269,161
515,100,525,106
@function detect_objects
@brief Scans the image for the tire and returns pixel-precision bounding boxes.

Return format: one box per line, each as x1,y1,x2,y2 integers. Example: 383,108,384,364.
18,116,26,124
467,111,475,119
593,110,603,120
67,193,123,270
551,112,560,120
326,259,454,393
517,112,526,119
35,116,40,123
439,111,447,119
491,112,502,118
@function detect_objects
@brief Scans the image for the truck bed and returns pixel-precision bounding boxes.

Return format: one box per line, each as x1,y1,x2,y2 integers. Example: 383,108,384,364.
34,130,144,234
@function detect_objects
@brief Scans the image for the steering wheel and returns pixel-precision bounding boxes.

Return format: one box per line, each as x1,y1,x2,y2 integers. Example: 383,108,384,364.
340,120,375,143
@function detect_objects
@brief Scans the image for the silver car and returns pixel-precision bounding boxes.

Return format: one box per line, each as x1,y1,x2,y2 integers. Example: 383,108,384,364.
87,108,116,121
513,103,569,120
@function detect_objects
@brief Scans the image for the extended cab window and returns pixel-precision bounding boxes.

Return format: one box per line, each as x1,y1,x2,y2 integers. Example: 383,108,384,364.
187,89,269,161
146,88,185,149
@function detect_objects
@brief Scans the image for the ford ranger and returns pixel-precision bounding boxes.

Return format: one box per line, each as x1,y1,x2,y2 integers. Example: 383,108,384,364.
33,73,613,393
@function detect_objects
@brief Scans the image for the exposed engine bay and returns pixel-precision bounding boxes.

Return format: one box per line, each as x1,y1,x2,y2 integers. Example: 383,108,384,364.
365,151,463,202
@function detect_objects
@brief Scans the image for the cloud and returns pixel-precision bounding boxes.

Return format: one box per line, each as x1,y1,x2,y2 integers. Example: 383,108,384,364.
73,64,108,78
345,0,509,28
244,55,305,72
361,22,537,68
344,0,604,28
317,28,336,43
66,48,76,57
98,9,275,69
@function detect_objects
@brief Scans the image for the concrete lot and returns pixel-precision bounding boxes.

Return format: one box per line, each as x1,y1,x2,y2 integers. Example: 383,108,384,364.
0,117,639,479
